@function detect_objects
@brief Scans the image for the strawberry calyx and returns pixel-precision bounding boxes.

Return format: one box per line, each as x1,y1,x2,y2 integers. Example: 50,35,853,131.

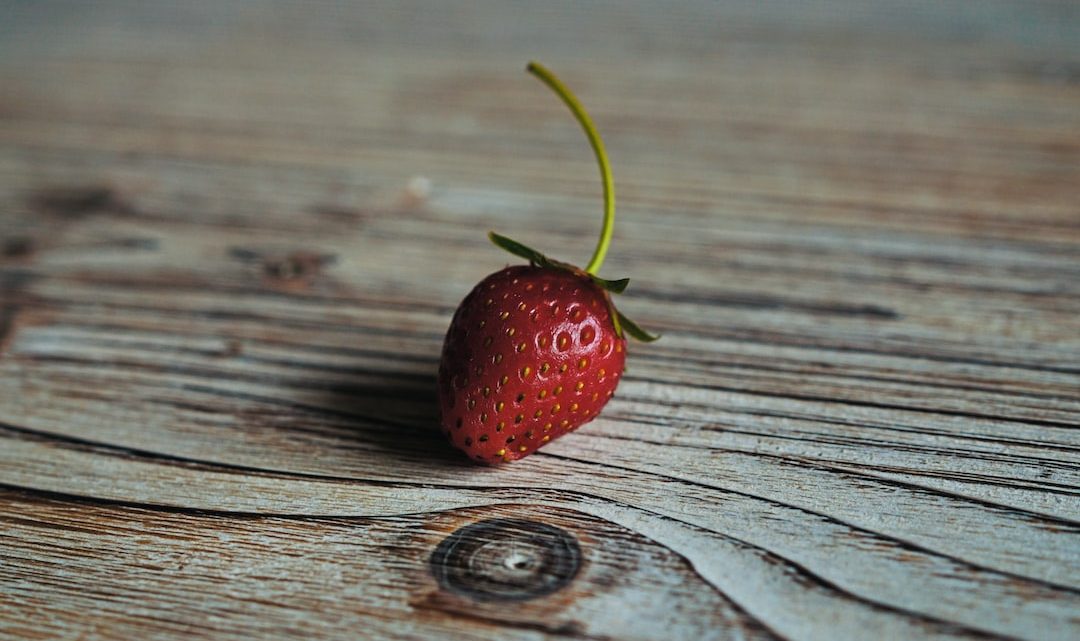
489,231,659,342
488,232,625,292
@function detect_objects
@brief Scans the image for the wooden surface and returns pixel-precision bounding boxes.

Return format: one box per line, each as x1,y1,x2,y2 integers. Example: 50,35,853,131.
2,1,1079,639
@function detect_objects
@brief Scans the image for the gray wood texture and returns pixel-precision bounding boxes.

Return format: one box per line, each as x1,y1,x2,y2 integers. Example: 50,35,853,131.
1,1,1078,639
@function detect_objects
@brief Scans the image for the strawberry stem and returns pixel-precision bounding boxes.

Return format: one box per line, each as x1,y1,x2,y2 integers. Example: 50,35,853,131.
527,61,614,276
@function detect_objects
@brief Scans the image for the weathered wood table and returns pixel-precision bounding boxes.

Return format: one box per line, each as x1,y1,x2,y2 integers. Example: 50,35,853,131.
2,2,1078,639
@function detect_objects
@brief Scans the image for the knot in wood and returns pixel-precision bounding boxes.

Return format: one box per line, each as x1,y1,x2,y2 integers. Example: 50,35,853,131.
430,518,581,602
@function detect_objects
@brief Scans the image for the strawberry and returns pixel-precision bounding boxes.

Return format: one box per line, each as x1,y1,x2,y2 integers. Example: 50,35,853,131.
437,62,657,464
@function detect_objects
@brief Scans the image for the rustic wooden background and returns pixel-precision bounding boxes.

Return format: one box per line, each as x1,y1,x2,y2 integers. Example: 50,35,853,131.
1,1,1078,639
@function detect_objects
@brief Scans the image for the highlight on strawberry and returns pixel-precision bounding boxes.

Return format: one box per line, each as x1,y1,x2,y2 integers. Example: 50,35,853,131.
437,61,658,464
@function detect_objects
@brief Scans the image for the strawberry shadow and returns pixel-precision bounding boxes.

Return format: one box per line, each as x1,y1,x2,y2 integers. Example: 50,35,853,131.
313,369,468,468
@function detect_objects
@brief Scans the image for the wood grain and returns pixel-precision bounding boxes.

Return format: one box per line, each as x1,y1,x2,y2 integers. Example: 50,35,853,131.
1,1,1078,640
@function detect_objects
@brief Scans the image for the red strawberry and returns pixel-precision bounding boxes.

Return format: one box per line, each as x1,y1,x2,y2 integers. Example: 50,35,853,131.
437,62,657,464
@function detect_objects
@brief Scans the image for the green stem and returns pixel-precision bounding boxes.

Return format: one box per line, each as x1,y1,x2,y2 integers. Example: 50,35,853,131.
527,61,614,276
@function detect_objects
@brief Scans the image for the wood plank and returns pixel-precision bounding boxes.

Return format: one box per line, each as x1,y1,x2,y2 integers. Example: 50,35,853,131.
1,1,1078,640
0,489,777,641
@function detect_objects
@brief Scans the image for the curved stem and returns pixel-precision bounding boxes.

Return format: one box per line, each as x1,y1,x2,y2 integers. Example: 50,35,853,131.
527,61,614,276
